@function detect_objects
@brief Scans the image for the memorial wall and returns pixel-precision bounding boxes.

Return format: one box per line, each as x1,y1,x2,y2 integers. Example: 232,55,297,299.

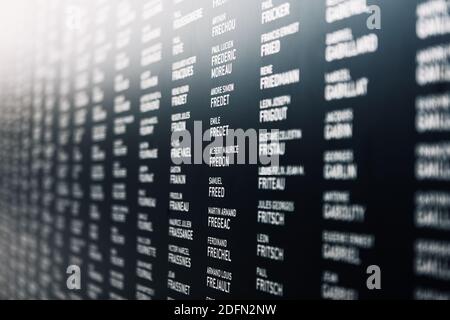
0,0,450,300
